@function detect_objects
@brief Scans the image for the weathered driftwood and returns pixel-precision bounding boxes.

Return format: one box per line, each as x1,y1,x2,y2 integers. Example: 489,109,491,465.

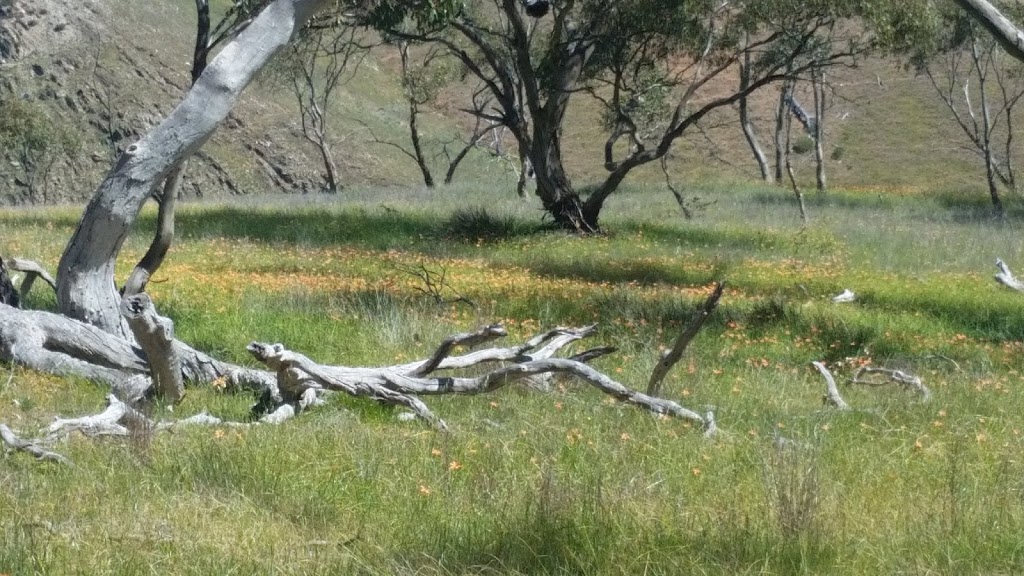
0,423,71,465
995,258,1024,292
0,302,275,396
812,361,850,411
120,294,184,404
647,282,724,396
248,321,715,432
57,0,331,338
7,258,57,301
851,366,930,401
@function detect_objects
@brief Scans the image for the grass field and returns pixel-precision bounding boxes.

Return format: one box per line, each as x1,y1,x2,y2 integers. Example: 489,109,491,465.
3,183,1024,574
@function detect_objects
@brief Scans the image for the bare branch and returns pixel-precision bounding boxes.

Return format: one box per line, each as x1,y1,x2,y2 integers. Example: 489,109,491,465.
0,423,71,465
647,282,724,396
851,367,930,401
409,324,508,377
812,361,850,411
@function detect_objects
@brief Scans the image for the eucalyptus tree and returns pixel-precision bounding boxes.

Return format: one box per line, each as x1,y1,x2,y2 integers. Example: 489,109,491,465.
917,11,1024,218
363,0,930,231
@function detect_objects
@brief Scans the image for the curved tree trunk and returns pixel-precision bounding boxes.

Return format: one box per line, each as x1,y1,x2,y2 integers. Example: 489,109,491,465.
56,0,329,336
741,33,772,183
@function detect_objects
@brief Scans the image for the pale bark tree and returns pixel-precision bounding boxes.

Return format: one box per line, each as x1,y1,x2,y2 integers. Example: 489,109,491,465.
57,0,330,339
918,12,1024,218
739,33,772,183
953,0,1024,63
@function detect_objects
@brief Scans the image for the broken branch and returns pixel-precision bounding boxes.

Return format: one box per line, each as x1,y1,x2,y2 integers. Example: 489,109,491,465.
851,367,930,401
0,423,71,465
647,282,725,396
812,361,850,411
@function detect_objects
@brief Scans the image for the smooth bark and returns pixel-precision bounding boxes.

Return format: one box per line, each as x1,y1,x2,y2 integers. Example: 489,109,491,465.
57,0,329,337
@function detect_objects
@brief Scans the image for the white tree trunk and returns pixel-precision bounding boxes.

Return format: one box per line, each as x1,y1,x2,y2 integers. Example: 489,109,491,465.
56,0,329,337
954,0,1024,63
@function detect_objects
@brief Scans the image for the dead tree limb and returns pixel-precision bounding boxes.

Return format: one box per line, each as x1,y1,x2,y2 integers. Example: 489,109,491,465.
0,423,71,465
120,294,184,404
0,303,274,395
812,361,850,411
248,342,449,430
7,258,56,301
647,283,724,396
409,323,507,377
851,367,930,401
248,319,717,432
995,258,1024,291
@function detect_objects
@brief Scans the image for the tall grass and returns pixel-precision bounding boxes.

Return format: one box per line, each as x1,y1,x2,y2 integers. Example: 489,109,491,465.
2,183,1024,573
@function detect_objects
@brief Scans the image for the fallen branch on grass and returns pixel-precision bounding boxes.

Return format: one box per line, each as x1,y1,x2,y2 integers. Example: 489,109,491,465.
0,423,71,465
813,362,929,410
995,258,1024,292
851,366,930,401
812,361,850,411
7,258,57,300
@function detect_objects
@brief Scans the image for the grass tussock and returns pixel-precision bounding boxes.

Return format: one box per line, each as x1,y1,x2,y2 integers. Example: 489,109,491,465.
3,184,1024,573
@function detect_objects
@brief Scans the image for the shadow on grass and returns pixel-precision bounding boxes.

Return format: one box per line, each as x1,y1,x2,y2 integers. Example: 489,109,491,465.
518,257,723,290
172,205,545,250
403,509,838,575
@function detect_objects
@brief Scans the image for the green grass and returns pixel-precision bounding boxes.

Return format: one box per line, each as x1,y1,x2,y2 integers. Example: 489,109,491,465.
3,183,1024,574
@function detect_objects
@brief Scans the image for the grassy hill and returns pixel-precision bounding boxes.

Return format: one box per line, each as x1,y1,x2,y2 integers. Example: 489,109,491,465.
0,0,1016,211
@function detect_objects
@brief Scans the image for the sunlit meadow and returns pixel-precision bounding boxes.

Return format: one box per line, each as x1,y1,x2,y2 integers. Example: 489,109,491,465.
2,182,1024,574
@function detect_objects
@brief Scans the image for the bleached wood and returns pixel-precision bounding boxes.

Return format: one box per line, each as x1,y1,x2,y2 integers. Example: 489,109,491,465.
954,0,1024,64
995,258,1024,291
248,324,715,431
56,0,331,337
7,258,56,300
0,423,71,465
120,294,184,403
812,361,850,411
851,367,930,401
0,302,274,395
45,394,132,439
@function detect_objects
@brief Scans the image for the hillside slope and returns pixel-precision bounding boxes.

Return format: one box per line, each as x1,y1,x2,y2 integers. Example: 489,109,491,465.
0,0,1015,207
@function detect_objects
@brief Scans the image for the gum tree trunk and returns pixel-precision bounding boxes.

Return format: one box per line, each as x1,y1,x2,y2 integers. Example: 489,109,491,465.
57,0,329,337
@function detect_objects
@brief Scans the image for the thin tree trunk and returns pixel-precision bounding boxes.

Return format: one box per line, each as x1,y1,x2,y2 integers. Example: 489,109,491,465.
122,164,181,297
813,68,827,193
319,139,340,193
124,0,212,298
785,108,808,224
973,38,1005,217
399,42,435,188
740,33,772,183
774,83,789,184
56,0,329,336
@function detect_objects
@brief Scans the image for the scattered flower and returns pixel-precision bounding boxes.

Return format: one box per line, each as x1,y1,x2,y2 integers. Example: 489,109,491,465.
448,460,462,471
